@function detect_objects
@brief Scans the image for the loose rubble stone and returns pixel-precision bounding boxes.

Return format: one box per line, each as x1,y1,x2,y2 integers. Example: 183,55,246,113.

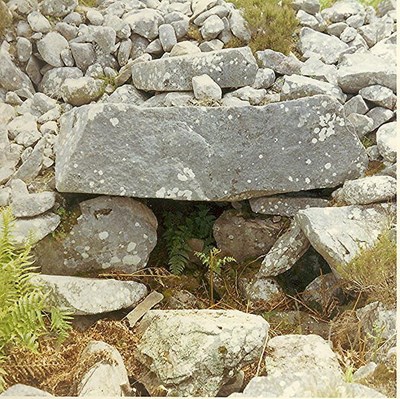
366,106,394,131
250,195,329,217
77,341,130,396
295,204,395,272
16,37,32,63
27,10,51,33
292,0,320,15
359,85,396,110
321,0,365,23
377,122,396,162
225,86,266,105
55,96,368,201
131,47,258,91
300,55,338,85
333,175,396,205
201,15,225,40
39,67,83,99
343,94,369,115
298,27,349,64
32,275,148,315
192,74,222,101
282,74,346,103
40,0,77,17
213,209,284,262
61,77,104,106
337,53,396,93
36,196,157,275
0,384,53,397
159,23,177,52
124,8,164,40
170,41,201,56
37,32,69,67
135,309,269,396
240,277,284,305
346,113,373,138
256,49,303,75
256,220,310,277
228,8,251,41
103,84,148,105
252,68,275,90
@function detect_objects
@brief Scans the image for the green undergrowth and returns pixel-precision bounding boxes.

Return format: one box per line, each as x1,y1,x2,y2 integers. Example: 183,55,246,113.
0,208,72,392
320,0,384,10
229,0,299,54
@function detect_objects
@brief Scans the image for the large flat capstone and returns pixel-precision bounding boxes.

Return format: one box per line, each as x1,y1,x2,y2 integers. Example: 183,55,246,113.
55,95,368,201
131,47,258,91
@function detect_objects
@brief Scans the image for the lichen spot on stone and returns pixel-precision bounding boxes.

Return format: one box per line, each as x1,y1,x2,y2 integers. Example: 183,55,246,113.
99,231,109,240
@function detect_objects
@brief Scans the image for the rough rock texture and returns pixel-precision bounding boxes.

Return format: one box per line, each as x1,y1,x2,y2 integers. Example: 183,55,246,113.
240,277,284,305
333,175,397,205
256,220,310,277
213,210,284,262
0,384,53,397
295,204,395,272
250,195,329,217
135,310,269,396
36,196,158,275
55,96,368,201
77,341,130,396
377,122,397,162
32,275,148,315
131,47,258,91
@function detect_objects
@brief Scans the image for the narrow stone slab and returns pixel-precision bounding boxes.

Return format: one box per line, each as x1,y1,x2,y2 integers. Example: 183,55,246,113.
55,95,368,201
126,291,164,328
131,47,258,91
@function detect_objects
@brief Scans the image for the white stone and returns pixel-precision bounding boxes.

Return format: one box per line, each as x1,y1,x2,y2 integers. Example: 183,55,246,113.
192,74,222,101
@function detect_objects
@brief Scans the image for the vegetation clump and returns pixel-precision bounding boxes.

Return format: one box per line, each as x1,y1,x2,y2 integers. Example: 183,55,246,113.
0,1,12,38
0,208,72,392
229,0,299,54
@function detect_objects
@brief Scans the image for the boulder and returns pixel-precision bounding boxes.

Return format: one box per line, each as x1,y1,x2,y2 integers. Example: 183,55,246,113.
359,85,396,110
55,96,368,201
343,95,369,116
61,77,104,106
131,47,258,91
295,204,395,272
298,27,348,64
40,0,77,17
337,53,397,93
366,107,394,131
240,277,284,305
0,384,52,396
256,49,303,76
228,9,251,41
39,67,83,99
37,32,69,67
377,122,396,162
32,275,148,315
192,74,222,101
213,209,284,262
321,0,365,23
36,196,158,275
135,309,269,396
292,0,320,15
124,8,164,40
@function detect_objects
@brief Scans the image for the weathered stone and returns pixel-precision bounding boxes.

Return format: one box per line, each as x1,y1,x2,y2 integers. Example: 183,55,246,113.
0,187,11,207
158,23,177,52
250,195,329,217
201,15,224,40
0,384,53,396
228,9,251,41
343,94,369,116
164,92,195,107
61,77,104,106
170,41,201,56
55,96,368,201
300,55,338,85
366,107,394,131
252,68,275,90
297,10,322,31
0,212,60,246
346,113,373,138
27,10,51,33
199,39,224,52
16,37,32,63
225,86,266,105
377,122,396,162
359,85,396,110
256,49,303,76
32,275,148,315
282,74,346,103
292,0,320,15
124,9,164,40
0,45,34,93
131,47,258,91
298,27,348,64
77,341,130,396
126,291,164,327
321,0,365,23
192,74,222,101
39,67,83,99
337,53,396,93
327,22,348,37
103,84,148,105
40,0,77,17
70,43,96,72
295,204,395,272
256,220,310,277
37,32,69,67
333,175,396,205
86,9,104,26
240,277,284,305
0,103,15,125
353,362,378,382
36,196,157,275
135,309,269,396
213,209,284,262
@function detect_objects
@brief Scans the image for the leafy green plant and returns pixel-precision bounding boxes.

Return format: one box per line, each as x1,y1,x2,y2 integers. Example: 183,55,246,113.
0,208,72,392
195,247,235,306
163,205,216,275
229,0,299,54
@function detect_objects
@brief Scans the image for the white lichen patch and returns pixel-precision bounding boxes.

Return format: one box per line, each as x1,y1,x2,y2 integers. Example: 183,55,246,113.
99,231,109,240
110,118,119,127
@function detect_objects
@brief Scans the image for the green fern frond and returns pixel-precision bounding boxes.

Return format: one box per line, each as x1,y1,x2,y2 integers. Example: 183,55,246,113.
50,307,73,344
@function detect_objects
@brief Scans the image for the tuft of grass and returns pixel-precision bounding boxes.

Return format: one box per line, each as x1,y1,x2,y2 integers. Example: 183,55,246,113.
78,0,98,7
229,0,299,55
320,0,385,10
336,231,396,308
187,24,204,42
0,1,12,38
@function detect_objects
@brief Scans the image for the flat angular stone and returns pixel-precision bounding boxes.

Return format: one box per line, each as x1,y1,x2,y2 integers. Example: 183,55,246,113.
295,204,395,272
12,189,56,217
55,95,368,201
337,53,397,93
32,275,148,315
256,49,303,76
257,220,310,277
250,195,329,217
131,47,258,91
126,291,164,327
37,32,69,67
359,85,396,110
377,122,396,162
343,94,369,116
366,106,394,131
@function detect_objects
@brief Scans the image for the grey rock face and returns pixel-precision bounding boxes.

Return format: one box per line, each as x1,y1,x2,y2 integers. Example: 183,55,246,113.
213,209,284,262
70,43,96,72
103,84,148,105
337,53,397,93
296,204,395,272
55,96,368,201
135,309,269,396
298,27,348,64
39,67,83,99
225,86,266,105
0,384,53,397
300,56,338,85
250,195,329,217
257,220,310,277
256,49,303,76
77,341,130,396
32,274,148,315
292,0,320,15
282,74,346,103
131,47,258,91
334,175,397,205
252,68,275,90
158,23,177,52
40,0,77,17
346,113,373,138
229,9,251,41
36,196,157,275
377,122,396,162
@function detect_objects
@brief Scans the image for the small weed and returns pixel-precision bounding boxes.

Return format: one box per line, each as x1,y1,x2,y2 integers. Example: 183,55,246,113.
230,0,299,54
78,0,98,7
187,24,204,42
364,160,385,176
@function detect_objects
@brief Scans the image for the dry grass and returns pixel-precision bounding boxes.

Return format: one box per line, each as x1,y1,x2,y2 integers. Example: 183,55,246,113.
0,1,12,38
229,0,299,54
